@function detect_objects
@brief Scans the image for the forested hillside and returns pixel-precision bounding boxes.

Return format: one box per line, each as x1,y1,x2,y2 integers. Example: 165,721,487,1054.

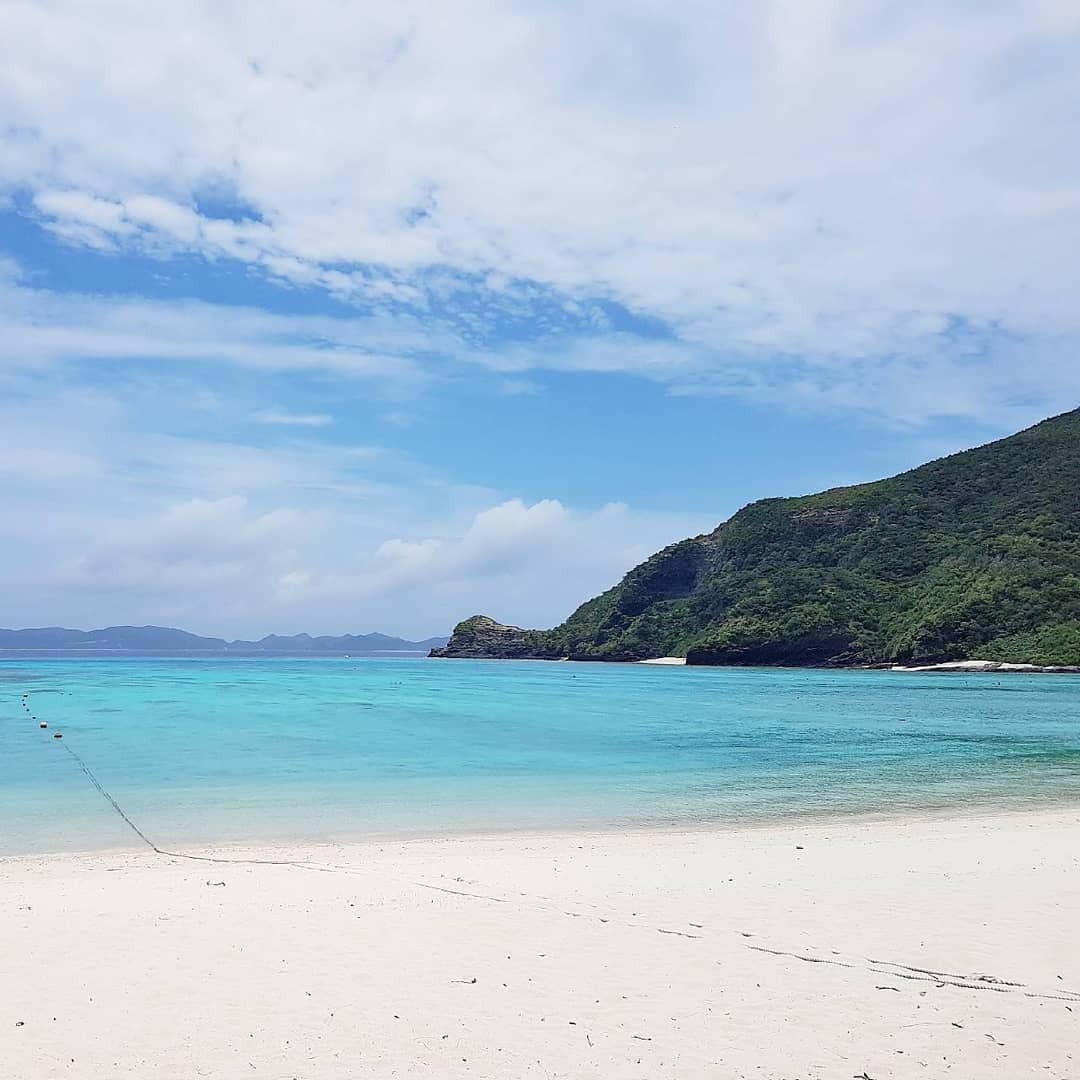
434,409,1080,666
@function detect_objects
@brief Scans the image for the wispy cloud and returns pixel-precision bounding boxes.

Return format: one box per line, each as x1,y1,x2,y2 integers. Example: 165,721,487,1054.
0,272,432,381
3,258,1078,430
251,410,334,428
498,378,543,397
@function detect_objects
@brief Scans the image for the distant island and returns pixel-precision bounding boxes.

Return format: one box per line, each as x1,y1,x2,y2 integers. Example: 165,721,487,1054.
0,626,449,655
433,407,1080,667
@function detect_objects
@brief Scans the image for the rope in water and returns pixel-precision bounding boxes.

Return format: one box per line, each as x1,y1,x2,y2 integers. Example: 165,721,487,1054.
24,691,334,869
58,738,159,850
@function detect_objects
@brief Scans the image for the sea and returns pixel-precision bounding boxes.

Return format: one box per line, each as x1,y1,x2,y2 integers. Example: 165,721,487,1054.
3,657,1080,855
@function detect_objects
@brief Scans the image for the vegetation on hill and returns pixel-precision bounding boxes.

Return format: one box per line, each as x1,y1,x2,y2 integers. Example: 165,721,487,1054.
434,408,1080,666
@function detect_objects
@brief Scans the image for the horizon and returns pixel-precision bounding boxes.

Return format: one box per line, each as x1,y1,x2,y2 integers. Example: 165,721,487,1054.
0,623,450,644
2,3,1079,639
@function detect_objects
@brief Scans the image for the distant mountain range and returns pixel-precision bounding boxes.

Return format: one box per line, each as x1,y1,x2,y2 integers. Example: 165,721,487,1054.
0,625,449,654
434,407,1080,667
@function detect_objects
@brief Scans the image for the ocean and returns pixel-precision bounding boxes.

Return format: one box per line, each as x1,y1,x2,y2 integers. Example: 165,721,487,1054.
3,658,1079,855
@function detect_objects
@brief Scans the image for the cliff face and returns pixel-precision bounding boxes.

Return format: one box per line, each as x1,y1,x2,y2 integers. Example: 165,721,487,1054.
434,408,1080,667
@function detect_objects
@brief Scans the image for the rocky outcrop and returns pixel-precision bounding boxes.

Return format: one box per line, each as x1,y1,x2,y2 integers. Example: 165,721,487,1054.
428,615,560,659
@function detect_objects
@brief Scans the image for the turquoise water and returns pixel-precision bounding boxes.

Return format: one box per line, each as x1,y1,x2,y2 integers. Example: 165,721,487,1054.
2,658,1079,855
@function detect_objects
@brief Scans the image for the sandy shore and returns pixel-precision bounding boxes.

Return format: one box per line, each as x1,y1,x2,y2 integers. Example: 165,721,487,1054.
2,810,1078,1079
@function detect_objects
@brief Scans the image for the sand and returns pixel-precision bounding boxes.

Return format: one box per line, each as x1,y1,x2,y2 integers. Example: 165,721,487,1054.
2,809,1078,1079
890,660,1080,673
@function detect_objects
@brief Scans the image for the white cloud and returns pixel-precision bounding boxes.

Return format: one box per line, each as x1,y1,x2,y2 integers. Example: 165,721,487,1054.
498,378,543,397
56,496,313,595
0,272,433,380
0,1,1077,423
0,377,712,636
0,429,707,636
33,190,135,245
70,492,696,637
252,410,334,427
306,497,706,633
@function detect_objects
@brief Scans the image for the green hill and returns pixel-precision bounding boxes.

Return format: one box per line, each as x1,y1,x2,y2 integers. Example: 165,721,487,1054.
433,408,1080,666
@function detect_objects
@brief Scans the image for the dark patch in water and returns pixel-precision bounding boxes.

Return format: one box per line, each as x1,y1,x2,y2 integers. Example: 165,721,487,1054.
892,731,1039,746
882,683,1054,694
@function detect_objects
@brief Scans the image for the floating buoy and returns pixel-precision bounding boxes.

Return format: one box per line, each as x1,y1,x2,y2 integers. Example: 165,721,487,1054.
40,721,48,729
53,732,63,739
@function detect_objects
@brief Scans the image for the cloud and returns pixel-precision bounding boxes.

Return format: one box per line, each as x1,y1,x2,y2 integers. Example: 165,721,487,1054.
3,442,707,637
0,1,1077,424
0,271,433,381
284,497,709,634
252,410,334,427
56,496,314,595
498,378,543,397
2,252,1077,432
0,375,712,636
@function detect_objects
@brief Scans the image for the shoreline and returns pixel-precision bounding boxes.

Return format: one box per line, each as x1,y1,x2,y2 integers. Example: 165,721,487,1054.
5,793,1079,864
8,652,1079,673
432,653,1080,672
3,806,1077,1078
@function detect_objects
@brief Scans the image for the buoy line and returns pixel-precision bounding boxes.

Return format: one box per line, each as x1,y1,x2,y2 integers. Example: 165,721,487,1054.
56,738,159,850
22,691,346,871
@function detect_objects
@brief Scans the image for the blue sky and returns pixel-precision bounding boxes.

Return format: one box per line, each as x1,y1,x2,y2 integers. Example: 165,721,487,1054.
1,0,1079,638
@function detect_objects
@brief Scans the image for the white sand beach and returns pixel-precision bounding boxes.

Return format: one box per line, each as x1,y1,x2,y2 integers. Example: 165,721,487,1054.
2,809,1078,1079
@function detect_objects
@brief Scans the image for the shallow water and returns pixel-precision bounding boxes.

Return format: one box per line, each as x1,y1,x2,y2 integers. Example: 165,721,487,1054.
2,658,1079,854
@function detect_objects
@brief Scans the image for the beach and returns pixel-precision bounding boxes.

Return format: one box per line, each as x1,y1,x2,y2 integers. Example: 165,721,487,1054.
2,808,1077,1079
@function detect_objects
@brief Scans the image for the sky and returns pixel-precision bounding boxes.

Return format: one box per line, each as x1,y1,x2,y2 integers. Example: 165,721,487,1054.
1,0,1079,639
